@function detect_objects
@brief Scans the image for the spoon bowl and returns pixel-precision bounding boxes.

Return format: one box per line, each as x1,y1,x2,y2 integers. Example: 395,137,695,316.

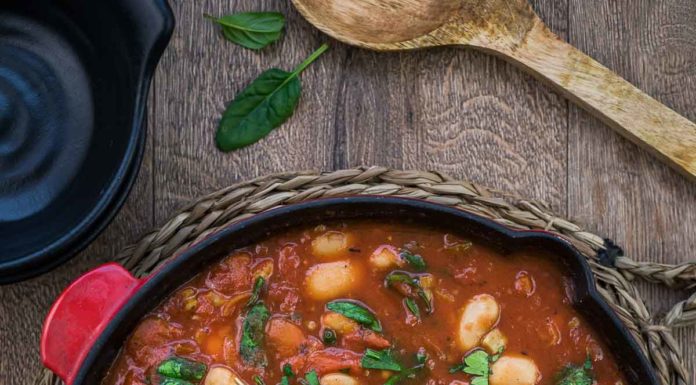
292,0,696,181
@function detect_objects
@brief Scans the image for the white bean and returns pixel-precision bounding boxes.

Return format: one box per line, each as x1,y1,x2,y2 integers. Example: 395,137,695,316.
305,260,358,300
204,367,246,385
320,373,360,385
369,246,401,270
312,232,352,259
457,294,500,351
489,356,540,385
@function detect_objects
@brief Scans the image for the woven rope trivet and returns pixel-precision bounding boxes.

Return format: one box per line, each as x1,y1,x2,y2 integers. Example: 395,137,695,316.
35,167,695,385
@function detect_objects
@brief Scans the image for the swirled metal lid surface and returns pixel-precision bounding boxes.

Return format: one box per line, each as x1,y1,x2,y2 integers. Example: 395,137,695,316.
0,0,174,283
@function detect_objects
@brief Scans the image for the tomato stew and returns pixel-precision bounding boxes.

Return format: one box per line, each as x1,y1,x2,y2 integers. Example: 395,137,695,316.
103,220,625,385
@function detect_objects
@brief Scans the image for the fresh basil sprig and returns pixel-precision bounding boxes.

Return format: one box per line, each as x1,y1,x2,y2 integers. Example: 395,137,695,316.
206,12,285,50
216,44,329,152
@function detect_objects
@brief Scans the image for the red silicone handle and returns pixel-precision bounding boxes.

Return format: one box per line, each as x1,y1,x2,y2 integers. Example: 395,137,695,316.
41,263,144,385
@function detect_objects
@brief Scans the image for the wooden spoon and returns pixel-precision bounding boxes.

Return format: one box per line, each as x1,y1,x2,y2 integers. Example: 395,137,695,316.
291,0,696,181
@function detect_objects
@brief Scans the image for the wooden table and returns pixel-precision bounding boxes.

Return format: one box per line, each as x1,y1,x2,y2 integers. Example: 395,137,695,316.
1,0,695,383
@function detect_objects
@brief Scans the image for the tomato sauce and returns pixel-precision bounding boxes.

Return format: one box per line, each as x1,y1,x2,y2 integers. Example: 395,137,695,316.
103,221,626,385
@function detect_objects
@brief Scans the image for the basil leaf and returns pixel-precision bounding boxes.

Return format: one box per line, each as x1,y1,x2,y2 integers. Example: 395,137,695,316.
400,250,427,271
157,357,206,381
556,357,594,385
240,303,270,366
305,370,320,385
404,298,420,319
216,44,329,151
361,349,402,371
326,300,382,332
206,12,285,50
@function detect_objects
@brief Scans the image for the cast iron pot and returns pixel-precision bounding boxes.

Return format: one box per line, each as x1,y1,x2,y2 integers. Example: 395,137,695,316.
0,0,174,283
41,197,658,385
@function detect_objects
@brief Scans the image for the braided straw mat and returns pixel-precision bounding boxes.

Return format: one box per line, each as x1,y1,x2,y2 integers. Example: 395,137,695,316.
36,167,695,385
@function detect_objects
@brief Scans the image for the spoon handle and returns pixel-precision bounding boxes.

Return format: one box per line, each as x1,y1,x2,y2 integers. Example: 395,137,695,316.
496,21,696,181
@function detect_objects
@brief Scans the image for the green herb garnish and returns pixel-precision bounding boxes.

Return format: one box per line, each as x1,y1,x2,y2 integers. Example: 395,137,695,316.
253,375,266,385
556,357,594,385
449,350,502,385
326,300,382,332
206,12,285,50
240,302,270,366
400,250,427,271
156,356,206,381
361,349,402,371
322,328,337,345
158,378,195,385
305,370,320,385
384,351,427,385
283,363,295,377
404,298,420,319
385,271,433,314
246,276,266,308
215,44,329,152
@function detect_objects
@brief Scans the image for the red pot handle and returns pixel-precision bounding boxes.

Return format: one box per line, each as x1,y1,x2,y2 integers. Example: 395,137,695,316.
41,263,144,385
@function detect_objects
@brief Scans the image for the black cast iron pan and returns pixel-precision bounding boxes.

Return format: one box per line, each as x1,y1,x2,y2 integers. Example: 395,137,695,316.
40,196,658,385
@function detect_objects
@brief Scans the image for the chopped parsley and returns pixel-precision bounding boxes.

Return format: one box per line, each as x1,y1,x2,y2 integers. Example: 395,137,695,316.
556,357,594,385
253,376,266,385
361,349,402,371
326,300,382,332
305,370,320,385
449,349,503,385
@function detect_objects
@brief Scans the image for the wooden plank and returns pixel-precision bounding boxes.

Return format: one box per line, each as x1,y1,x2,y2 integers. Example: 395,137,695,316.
567,0,696,379
0,87,157,384
397,0,569,211
151,0,340,223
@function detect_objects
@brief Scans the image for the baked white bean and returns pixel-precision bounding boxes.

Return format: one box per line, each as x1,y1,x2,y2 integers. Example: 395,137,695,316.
305,260,358,300
320,373,360,385
489,355,541,385
312,232,352,259
457,294,500,351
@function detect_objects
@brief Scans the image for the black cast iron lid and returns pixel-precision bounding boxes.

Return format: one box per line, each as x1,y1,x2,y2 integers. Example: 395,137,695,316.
0,0,174,283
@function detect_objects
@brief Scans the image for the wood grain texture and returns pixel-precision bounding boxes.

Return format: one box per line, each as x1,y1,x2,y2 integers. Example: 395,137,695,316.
293,0,696,179
0,0,694,384
567,0,696,380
